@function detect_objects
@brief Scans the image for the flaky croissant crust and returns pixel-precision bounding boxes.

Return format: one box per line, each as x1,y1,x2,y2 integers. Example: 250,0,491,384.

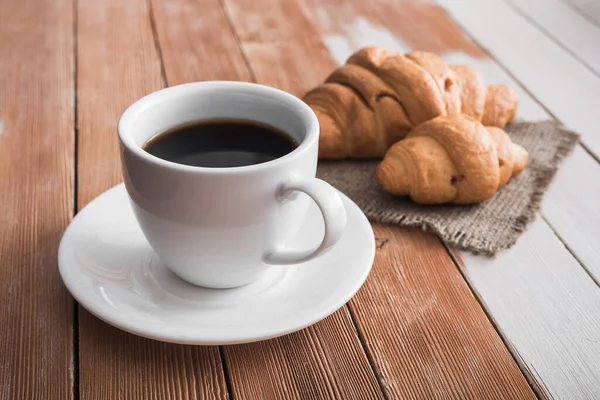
376,115,528,204
304,47,519,159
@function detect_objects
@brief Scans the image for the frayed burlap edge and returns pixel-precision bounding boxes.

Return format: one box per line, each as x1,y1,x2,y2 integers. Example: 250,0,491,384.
375,122,579,255
319,120,581,256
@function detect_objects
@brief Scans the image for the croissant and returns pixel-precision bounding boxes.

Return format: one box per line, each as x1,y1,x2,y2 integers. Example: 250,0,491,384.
303,47,519,159
376,115,528,204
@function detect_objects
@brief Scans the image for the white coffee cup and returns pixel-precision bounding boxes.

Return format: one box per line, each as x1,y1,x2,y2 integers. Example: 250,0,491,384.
118,81,347,289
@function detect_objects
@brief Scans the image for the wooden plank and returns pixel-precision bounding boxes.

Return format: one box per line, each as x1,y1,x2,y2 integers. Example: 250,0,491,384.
223,310,383,399
458,219,600,400
0,0,75,398
77,0,162,206
542,146,600,278
355,226,536,399
221,0,335,97
310,0,600,397
76,0,228,398
79,312,228,399
151,0,253,85
302,0,600,398
222,0,537,397
430,3,600,399
298,0,544,397
435,0,600,160
299,0,487,61
563,0,600,25
298,0,549,121
506,0,600,75
151,0,383,397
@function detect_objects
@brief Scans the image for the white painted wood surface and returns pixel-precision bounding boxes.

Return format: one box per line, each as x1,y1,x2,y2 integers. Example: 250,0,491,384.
563,0,600,25
506,0,600,75
460,219,600,400
542,146,600,283
299,0,600,398
436,0,600,160
437,0,600,281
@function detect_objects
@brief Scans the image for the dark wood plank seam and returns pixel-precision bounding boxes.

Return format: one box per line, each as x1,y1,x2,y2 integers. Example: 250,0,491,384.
219,346,235,400
215,0,388,394
212,2,271,393
502,0,600,79
147,2,237,399
538,214,600,289
147,2,240,398
440,240,547,400
72,0,80,397
216,1,526,394
345,305,391,400
147,1,235,397
73,308,80,400
148,0,168,88
557,0,600,27
218,0,257,83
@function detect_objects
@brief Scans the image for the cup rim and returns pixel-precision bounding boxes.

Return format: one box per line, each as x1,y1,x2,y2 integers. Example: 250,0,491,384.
117,81,319,174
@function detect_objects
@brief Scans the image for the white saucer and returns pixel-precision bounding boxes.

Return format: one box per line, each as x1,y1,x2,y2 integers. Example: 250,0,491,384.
58,184,374,345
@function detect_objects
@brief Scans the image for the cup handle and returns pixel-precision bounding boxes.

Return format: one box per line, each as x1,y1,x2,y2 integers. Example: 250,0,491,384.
264,177,347,265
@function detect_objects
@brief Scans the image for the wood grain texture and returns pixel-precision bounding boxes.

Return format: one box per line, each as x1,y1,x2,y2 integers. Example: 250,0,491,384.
151,0,382,397
299,0,550,121
222,0,336,96
505,0,600,75
77,0,163,207
76,0,227,398
79,312,228,399
562,0,600,25
223,0,535,397
299,0,544,397
437,0,600,159
458,219,600,400
300,0,485,61
0,0,75,398
383,1,600,398
541,146,600,280
151,0,253,85
354,226,536,399
299,0,600,398
223,310,382,400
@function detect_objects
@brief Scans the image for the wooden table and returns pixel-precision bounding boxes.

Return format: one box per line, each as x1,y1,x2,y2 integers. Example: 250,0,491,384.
1,0,599,398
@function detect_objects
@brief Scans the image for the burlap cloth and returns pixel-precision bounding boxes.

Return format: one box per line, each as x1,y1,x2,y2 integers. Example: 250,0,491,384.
317,121,580,255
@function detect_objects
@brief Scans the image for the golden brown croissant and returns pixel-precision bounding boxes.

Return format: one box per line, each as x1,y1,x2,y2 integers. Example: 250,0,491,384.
375,115,528,204
303,65,411,159
303,47,519,159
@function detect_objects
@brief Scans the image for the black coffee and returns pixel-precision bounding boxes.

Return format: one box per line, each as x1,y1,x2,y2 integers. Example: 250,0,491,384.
143,119,298,168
